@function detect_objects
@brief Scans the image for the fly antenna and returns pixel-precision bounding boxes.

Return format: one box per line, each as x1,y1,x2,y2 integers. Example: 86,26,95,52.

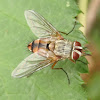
58,20,77,35
51,62,70,84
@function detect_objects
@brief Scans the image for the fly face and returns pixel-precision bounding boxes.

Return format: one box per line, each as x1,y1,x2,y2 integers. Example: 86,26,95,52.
71,41,82,60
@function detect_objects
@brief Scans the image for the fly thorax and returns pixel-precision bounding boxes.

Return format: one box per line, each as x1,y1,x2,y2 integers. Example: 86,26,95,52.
49,42,55,51
54,40,73,58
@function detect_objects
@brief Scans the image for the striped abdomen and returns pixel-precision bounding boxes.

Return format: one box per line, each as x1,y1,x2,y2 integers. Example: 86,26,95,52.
27,39,49,53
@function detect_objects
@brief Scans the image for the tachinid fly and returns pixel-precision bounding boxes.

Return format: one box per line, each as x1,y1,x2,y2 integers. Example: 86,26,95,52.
12,10,89,84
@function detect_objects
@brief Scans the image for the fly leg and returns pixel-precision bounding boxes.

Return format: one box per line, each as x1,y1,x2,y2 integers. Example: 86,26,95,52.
69,59,76,63
58,31,69,35
51,62,70,84
76,59,88,65
59,21,76,35
70,58,88,66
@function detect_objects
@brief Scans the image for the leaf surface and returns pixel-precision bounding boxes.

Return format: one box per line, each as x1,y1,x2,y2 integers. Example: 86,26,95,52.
0,0,88,100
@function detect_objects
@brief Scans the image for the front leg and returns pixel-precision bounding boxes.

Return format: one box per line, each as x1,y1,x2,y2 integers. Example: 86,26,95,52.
69,58,76,63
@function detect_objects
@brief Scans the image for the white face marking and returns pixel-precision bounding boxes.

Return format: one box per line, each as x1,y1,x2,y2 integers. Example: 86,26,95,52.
73,41,82,51
72,50,82,60
72,51,73,60
73,42,75,48
73,46,82,49
73,50,82,56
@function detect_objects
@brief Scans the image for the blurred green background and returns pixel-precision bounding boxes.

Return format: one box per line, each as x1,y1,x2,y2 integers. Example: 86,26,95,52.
0,0,100,100
78,0,100,100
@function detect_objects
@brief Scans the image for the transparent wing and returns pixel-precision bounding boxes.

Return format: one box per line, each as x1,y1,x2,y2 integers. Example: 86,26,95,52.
11,53,52,78
25,10,58,38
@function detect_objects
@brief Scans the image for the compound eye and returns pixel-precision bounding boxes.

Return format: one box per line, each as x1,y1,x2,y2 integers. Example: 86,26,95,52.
72,51,79,60
73,41,82,52
75,41,81,46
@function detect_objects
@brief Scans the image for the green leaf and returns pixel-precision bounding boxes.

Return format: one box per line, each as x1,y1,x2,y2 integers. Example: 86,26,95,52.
0,0,88,100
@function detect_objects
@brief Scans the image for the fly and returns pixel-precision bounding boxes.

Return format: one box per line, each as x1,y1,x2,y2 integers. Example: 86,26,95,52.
12,10,89,84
